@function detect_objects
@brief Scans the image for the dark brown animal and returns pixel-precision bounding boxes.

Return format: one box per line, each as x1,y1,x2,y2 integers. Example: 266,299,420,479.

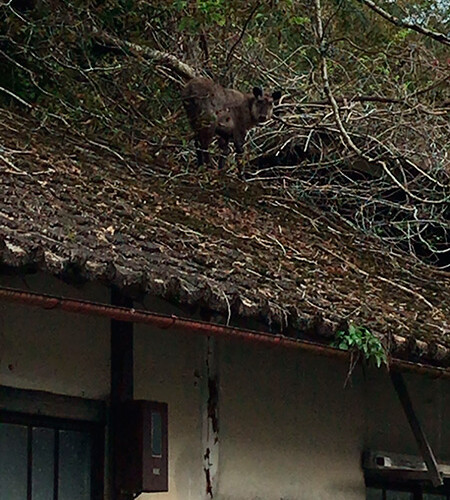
182,77,281,171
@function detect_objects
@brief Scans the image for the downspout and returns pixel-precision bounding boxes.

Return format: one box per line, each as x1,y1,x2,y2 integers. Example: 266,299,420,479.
0,286,449,379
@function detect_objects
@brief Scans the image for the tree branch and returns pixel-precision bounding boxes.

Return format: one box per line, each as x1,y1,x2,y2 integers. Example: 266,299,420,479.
93,29,197,81
224,2,261,70
313,0,363,156
313,0,450,207
357,0,450,46
0,85,32,108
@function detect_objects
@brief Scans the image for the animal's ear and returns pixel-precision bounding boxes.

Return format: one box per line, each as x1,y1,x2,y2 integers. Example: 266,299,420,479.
253,87,263,99
272,90,282,102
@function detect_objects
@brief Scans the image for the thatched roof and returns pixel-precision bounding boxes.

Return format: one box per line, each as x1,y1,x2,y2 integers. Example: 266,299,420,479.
1,109,449,366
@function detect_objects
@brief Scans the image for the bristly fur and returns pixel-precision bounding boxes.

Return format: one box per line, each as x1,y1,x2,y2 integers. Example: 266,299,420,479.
182,77,281,173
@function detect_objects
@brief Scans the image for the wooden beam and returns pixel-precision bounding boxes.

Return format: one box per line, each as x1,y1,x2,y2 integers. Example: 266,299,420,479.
390,371,443,487
110,288,134,500
0,385,105,422
111,288,134,405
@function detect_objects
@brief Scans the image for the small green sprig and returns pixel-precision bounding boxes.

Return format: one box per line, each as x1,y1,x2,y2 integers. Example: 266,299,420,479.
332,324,387,368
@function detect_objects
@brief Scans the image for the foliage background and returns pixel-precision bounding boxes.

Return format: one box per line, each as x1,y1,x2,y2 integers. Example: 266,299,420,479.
1,0,449,267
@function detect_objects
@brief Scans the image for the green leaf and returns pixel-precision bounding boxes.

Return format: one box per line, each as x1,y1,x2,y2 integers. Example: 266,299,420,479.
332,324,386,368
290,16,310,26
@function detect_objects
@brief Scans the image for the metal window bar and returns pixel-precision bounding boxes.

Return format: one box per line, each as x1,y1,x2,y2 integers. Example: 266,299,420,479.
53,429,59,500
27,426,32,500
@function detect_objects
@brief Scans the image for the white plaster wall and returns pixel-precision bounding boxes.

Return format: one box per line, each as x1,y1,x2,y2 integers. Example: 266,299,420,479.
218,341,366,500
0,273,110,399
132,325,450,500
134,325,205,500
1,273,450,500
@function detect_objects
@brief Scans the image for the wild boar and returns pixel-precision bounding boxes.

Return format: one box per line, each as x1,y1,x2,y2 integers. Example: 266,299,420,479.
182,77,281,171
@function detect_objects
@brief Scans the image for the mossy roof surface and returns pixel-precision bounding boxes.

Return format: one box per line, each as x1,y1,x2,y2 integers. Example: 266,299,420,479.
1,110,449,365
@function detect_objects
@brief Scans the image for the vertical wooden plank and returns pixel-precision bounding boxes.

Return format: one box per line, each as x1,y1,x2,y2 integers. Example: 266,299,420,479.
111,288,134,405
202,336,219,499
390,371,442,487
110,287,134,500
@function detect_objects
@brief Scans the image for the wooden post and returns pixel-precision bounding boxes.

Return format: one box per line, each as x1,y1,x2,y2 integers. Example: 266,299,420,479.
390,371,443,487
202,337,219,499
110,288,134,500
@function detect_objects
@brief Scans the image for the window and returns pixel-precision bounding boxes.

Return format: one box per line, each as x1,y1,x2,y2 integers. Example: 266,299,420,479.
367,484,450,500
0,411,104,500
367,488,415,499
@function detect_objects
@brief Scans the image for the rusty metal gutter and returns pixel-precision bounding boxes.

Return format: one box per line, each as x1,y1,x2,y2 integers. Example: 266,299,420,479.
0,286,449,379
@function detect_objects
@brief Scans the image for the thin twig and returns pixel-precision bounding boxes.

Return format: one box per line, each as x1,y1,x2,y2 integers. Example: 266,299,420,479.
224,2,261,71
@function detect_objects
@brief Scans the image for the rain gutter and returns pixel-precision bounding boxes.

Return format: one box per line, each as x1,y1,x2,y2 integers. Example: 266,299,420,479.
0,286,448,379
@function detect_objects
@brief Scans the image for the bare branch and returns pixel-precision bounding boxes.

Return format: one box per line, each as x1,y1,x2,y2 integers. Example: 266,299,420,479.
357,0,450,46
0,85,32,108
224,2,261,71
93,29,197,81
313,0,363,155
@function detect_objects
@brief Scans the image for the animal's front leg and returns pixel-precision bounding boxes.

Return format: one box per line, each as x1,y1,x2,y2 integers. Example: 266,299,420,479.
197,128,214,167
195,138,204,166
218,136,230,169
233,136,246,178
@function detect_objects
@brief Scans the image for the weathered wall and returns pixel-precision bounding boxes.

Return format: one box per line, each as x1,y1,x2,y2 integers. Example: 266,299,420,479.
0,273,110,399
217,342,366,500
1,273,449,500
134,323,205,500
364,367,450,461
217,342,450,500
